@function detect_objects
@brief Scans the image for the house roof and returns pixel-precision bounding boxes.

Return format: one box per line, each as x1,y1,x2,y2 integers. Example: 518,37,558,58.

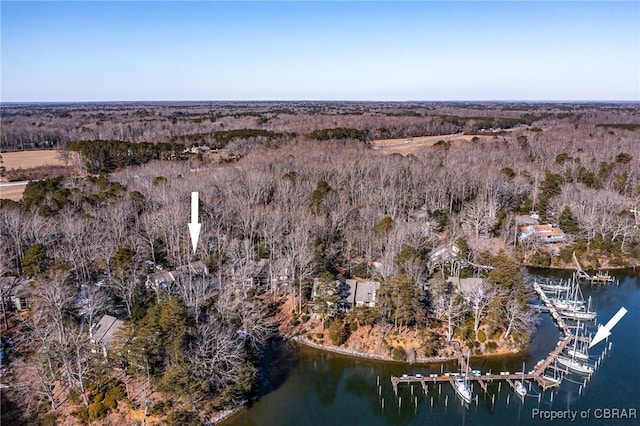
148,270,175,285
92,314,124,349
519,224,564,236
232,259,269,280
175,261,208,275
345,279,380,305
1,277,32,298
447,276,484,294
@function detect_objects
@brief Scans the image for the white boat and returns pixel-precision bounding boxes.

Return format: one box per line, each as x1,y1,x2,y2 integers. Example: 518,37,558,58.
454,351,473,403
560,296,596,321
538,281,572,292
551,299,585,310
557,356,594,375
566,348,589,361
565,322,590,361
514,380,526,398
560,309,597,321
454,378,472,403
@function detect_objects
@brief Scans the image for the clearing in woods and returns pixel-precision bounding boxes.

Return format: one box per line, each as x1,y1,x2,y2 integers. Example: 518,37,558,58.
371,133,498,155
1,149,66,171
1,150,70,201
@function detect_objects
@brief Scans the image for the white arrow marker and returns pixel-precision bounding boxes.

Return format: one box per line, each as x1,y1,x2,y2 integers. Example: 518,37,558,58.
589,307,627,349
188,192,201,254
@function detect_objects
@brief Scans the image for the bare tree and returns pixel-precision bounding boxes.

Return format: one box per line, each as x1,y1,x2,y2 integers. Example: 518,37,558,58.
503,298,538,339
462,279,500,334
188,322,246,392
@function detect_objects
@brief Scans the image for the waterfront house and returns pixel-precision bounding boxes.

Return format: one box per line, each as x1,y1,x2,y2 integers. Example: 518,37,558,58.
447,276,484,294
518,224,565,243
344,279,380,309
91,314,124,358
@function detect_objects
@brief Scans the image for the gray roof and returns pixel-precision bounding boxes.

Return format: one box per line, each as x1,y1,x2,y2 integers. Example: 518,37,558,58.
148,270,175,285
92,314,124,349
447,276,484,294
345,279,380,306
175,260,209,275
1,277,32,298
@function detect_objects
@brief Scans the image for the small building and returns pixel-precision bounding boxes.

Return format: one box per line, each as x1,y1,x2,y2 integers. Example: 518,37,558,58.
343,279,381,309
2,277,32,311
91,314,125,358
146,270,176,291
269,259,291,287
174,260,209,277
231,259,269,286
518,224,565,243
446,276,484,294
310,277,380,312
146,261,210,293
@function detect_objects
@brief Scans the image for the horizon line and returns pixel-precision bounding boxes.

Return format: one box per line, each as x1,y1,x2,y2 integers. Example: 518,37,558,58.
2,99,639,106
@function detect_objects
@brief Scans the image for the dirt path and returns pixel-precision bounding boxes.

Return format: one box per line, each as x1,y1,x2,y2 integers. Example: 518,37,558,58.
0,181,28,201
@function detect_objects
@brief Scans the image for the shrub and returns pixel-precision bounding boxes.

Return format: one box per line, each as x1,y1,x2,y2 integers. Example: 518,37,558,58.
40,412,60,426
104,385,125,410
71,407,89,422
166,410,201,426
485,341,498,353
67,390,82,406
316,333,324,339
392,346,407,362
476,329,487,343
289,312,300,326
88,402,108,420
327,319,347,346
531,251,552,268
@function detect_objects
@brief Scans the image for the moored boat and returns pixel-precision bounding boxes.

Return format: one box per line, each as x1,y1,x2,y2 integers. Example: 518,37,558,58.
557,355,594,375
514,380,526,398
454,378,472,403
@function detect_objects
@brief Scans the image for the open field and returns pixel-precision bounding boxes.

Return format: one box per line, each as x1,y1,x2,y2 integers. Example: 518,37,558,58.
371,133,498,155
1,149,66,171
0,181,28,201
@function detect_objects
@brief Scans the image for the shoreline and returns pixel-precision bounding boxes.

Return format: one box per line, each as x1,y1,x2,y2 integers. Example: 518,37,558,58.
523,263,639,271
290,335,523,365
210,403,246,425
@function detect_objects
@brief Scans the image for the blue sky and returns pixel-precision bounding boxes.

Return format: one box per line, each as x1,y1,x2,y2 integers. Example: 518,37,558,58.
1,1,639,102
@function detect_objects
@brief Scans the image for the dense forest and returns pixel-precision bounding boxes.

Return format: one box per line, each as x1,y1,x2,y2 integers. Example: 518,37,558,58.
1,102,639,424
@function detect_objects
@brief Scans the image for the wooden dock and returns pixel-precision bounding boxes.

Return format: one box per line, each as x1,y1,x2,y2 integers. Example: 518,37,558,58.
391,278,596,397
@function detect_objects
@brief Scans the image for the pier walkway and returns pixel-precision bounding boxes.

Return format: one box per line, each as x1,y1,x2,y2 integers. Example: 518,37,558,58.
391,278,593,396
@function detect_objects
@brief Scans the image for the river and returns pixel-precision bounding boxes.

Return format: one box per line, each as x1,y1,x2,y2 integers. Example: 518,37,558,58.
223,270,640,425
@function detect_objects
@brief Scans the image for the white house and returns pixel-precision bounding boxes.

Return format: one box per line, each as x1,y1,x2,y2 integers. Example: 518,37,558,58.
518,224,565,243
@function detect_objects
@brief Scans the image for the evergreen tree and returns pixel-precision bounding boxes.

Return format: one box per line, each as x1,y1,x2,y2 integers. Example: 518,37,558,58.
314,271,339,328
559,206,579,234
22,243,48,277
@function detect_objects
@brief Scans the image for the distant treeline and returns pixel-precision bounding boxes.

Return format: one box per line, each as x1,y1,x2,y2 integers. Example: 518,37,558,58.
306,127,370,141
596,123,640,131
441,114,566,133
68,140,186,173
170,128,295,149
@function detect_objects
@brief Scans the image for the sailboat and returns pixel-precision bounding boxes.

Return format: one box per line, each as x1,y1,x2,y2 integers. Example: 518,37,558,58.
556,355,594,375
560,296,596,321
538,279,572,292
454,351,472,403
565,327,590,361
513,362,526,399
